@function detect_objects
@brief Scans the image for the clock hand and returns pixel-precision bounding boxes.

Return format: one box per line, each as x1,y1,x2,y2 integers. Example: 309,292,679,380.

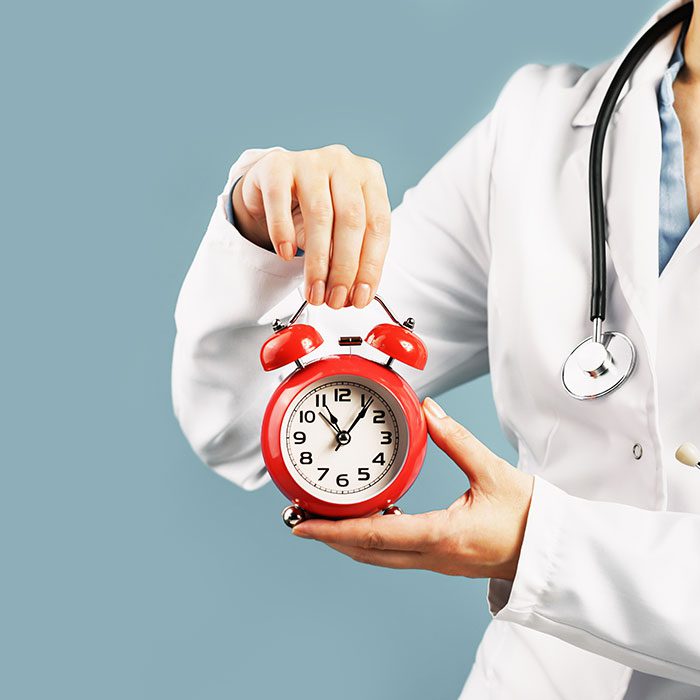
334,399,374,452
341,397,375,440
319,411,341,435
323,404,340,433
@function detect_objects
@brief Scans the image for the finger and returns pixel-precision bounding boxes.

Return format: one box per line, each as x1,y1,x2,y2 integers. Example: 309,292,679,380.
255,159,296,260
292,512,439,552
326,174,366,309
292,208,305,250
422,397,500,487
295,169,333,305
352,168,391,308
324,542,425,570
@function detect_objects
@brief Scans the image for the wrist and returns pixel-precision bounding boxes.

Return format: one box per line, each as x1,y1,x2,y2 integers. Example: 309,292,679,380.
502,473,535,580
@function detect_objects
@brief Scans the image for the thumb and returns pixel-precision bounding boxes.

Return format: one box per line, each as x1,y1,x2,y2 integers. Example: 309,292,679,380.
422,397,500,487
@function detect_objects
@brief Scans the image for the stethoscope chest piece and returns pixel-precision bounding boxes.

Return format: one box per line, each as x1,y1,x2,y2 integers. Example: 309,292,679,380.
563,2,691,401
562,331,636,400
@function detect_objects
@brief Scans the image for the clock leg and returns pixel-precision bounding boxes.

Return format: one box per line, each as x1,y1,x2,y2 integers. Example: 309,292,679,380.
281,504,308,528
382,504,402,516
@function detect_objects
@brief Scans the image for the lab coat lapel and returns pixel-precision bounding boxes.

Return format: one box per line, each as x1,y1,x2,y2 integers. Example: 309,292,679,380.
601,82,661,354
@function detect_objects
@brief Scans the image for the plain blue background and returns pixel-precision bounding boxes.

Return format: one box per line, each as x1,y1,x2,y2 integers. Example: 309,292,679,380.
1,0,662,697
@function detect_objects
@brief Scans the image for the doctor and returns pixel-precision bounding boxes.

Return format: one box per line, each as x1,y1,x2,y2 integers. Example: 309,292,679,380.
172,0,700,697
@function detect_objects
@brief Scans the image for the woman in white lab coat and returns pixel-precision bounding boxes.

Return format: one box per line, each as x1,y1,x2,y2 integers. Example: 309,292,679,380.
172,0,700,697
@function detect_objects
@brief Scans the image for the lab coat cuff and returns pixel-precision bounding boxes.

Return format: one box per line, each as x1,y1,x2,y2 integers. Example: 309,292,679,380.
174,148,305,338
489,476,568,618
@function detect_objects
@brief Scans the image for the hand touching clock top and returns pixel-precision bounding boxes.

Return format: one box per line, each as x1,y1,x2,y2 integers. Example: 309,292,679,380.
231,145,391,310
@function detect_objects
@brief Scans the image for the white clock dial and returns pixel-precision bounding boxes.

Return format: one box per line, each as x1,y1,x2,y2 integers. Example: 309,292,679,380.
280,374,409,504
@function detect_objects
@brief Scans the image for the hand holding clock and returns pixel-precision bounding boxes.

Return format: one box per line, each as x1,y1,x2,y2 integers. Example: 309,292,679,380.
292,397,534,581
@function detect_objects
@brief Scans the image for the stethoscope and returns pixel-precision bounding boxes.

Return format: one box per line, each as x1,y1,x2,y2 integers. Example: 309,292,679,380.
562,1,693,400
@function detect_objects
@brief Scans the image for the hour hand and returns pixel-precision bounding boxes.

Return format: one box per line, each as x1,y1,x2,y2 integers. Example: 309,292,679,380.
319,409,340,434
324,405,342,431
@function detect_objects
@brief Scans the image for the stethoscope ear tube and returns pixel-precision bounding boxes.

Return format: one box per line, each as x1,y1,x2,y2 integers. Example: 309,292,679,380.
563,2,693,400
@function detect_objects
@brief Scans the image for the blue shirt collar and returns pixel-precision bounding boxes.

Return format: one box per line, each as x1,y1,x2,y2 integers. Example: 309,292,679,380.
659,19,689,106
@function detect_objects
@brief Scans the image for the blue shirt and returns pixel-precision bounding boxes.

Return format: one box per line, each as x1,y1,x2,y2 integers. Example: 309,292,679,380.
658,20,691,274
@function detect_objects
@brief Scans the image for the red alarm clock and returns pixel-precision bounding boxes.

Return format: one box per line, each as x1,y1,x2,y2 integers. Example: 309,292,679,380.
259,295,428,527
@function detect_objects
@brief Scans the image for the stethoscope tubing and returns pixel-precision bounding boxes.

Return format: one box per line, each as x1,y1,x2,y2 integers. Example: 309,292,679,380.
588,1,693,323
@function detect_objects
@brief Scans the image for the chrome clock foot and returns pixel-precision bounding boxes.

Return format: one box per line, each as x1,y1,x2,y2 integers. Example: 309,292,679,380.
382,504,402,515
282,504,308,528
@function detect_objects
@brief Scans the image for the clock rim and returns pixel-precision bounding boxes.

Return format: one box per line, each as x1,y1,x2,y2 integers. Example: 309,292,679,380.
261,354,427,519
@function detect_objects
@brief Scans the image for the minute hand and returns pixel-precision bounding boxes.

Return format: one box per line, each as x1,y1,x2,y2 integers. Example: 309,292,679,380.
345,398,374,435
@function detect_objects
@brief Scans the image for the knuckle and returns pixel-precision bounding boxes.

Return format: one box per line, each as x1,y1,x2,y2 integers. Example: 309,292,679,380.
307,252,330,271
262,181,286,199
307,199,333,222
445,420,472,443
261,149,288,170
421,526,440,553
421,513,444,549
363,157,384,177
324,143,351,157
298,147,320,160
358,259,381,281
440,513,463,556
266,217,291,236
366,212,391,235
330,260,358,279
361,525,384,550
337,202,365,229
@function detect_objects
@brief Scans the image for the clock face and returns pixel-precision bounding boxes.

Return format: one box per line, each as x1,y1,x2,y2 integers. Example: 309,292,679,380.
280,374,409,504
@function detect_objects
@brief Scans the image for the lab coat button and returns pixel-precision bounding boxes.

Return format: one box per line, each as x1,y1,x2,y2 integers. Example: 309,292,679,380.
632,443,643,460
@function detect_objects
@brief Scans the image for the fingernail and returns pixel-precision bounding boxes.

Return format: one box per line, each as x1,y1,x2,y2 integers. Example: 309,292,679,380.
292,526,311,538
279,242,294,261
424,397,446,419
309,280,326,305
352,283,371,308
327,285,347,309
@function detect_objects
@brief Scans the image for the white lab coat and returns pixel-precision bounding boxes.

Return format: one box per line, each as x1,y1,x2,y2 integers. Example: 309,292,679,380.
171,0,700,697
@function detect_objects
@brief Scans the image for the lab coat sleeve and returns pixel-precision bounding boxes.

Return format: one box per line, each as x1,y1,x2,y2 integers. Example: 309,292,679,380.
489,476,700,686
172,84,508,490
